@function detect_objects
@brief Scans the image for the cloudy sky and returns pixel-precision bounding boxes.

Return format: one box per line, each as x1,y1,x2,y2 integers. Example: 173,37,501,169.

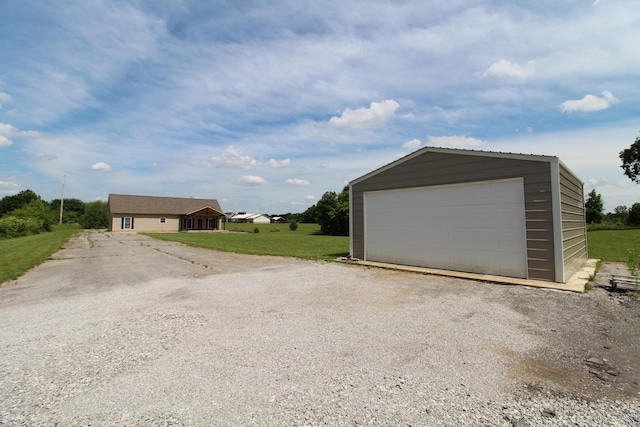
1,0,639,214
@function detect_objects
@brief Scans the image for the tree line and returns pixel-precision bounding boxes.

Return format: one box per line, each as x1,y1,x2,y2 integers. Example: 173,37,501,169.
295,186,349,235
0,190,109,239
585,133,640,227
585,189,640,227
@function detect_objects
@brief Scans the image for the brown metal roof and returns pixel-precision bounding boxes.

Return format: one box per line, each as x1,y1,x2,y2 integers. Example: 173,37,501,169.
348,146,580,186
108,194,223,215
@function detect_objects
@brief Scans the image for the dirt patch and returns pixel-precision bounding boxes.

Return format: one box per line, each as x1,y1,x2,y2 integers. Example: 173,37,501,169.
505,262,640,401
1,232,638,425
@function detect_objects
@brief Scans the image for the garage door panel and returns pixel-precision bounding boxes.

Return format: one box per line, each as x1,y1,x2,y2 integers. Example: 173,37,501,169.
364,179,527,278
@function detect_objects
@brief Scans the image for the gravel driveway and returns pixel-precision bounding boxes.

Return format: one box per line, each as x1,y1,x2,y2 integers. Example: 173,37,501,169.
1,231,639,426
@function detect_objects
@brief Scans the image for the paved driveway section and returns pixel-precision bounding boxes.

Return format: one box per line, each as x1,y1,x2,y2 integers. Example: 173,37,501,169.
0,231,638,426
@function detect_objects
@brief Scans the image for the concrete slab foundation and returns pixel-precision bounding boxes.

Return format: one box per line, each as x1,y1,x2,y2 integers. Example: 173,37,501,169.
336,258,599,293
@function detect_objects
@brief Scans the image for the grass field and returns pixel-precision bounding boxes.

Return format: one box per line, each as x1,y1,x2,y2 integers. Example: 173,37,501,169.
588,228,640,271
144,222,349,261
0,224,79,284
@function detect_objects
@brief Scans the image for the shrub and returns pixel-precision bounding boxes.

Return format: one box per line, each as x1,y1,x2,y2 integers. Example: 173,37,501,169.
9,199,56,232
289,220,298,231
80,201,109,229
0,216,44,238
253,227,260,233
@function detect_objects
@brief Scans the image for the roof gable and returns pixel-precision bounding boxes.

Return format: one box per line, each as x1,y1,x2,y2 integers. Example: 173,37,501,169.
108,194,223,215
350,146,564,186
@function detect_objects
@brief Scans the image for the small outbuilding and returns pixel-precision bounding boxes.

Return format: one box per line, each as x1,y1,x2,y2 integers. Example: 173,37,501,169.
108,194,225,232
349,147,587,283
228,213,271,224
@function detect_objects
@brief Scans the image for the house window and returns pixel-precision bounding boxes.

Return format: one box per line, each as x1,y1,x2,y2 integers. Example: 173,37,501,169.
122,217,133,230
160,217,167,224
207,218,215,229
185,218,193,229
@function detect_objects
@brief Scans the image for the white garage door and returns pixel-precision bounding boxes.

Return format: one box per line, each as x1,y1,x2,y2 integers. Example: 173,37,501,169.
364,178,527,278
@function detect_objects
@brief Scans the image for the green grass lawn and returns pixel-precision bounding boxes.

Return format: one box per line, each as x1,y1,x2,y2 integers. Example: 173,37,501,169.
0,224,80,284
144,222,349,261
588,228,640,270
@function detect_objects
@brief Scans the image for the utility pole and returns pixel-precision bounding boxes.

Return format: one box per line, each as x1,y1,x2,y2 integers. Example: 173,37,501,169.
59,175,65,225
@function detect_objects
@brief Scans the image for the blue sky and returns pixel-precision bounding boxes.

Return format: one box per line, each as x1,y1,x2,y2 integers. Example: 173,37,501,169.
1,0,639,214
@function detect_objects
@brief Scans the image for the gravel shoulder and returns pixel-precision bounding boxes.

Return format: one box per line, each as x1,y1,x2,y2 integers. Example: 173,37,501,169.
1,231,639,426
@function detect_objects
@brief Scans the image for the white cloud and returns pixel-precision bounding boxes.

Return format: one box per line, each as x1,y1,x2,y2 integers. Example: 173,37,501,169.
0,180,19,188
239,175,267,185
266,158,291,168
402,138,422,149
305,195,315,200
0,123,17,147
18,130,41,137
482,59,537,79
0,92,12,108
286,178,310,185
560,91,619,112
210,146,259,169
329,100,399,128
0,122,40,148
91,162,111,171
427,135,485,149
0,135,11,148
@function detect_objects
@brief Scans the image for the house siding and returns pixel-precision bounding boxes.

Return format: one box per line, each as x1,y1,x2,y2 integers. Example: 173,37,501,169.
110,214,181,232
351,151,557,282
108,194,225,233
559,163,587,280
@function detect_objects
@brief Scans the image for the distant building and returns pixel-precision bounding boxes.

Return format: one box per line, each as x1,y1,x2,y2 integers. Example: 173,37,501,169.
108,194,224,232
228,212,271,224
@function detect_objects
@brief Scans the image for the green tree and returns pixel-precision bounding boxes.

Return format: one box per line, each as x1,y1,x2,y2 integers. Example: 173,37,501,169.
316,190,337,234
585,189,604,224
613,205,629,224
315,186,349,235
620,134,640,183
80,201,109,229
298,204,318,223
628,203,640,226
0,189,40,216
328,187,349,235
50,198,85,224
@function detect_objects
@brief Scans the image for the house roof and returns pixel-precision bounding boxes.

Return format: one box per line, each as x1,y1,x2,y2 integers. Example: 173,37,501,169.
108,194,223,215
349,146,581,186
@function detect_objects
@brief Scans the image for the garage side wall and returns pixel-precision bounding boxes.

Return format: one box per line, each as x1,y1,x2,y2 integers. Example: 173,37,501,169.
559,163,587,280
351,152,557,281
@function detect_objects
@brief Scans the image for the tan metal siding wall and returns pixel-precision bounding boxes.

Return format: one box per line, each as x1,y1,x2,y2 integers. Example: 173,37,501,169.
523,169,555,281
110,215,123,231
110,214,181,232
351,152,556,281
559,164,587,279
132,215,181,232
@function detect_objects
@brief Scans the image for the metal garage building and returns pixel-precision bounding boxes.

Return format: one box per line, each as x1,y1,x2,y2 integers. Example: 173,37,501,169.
349,147,587,283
